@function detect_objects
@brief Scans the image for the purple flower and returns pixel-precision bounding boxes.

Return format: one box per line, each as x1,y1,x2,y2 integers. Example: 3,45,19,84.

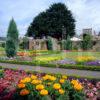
52,59,76,65
85,60,100,66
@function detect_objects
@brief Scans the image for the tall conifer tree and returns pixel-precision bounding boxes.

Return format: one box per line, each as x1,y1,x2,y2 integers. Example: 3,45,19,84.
6,18,19,57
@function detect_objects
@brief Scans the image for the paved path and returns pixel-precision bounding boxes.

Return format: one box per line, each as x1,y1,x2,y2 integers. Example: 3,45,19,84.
0,63,100,78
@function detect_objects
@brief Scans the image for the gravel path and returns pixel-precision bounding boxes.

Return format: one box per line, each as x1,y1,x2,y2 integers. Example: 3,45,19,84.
0,62,100,78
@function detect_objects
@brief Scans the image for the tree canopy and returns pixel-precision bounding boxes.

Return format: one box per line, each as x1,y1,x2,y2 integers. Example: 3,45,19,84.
26,3,75,39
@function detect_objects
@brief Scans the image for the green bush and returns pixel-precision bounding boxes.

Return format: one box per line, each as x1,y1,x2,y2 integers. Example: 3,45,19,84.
1,42,5,48
62,36,72,50
47,37,53,50
5,39,16,57
81,34,92,50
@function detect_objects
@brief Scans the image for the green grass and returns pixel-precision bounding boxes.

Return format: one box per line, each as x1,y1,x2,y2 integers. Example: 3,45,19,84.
0,47,5,51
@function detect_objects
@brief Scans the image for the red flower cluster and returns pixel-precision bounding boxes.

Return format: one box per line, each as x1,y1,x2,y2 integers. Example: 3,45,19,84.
0,69,29,100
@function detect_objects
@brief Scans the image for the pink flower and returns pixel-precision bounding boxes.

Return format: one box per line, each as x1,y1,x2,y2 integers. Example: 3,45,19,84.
87,83,93,89
96,82,100,89
93,87,97,92
87,92,94,98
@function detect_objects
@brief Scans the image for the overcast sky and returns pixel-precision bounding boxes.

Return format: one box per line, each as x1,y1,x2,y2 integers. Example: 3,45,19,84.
0,0,100,37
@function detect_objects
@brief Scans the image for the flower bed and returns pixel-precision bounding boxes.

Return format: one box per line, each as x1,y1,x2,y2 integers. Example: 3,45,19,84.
0,51,100,70
17,50,61,57
85,60,100,66
14,74,85,100
0,69,28,100
51,55,100,67
0,60,100,71
0,68,100,100
75,56,96,64
52,59,76,65
34,54,66,63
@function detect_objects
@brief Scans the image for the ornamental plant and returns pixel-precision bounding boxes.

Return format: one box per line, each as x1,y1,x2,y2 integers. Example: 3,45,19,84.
1,69,100,100
34,55,66,63
76,56,95,64
47,36,53,50
62,35,72,50
6,18,19,57
14,74,85,100
5,39,16,57
81,34,92,50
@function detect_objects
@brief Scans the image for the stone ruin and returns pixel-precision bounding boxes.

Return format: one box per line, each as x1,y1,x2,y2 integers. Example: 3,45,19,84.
27,35,100,51
28,37,60,50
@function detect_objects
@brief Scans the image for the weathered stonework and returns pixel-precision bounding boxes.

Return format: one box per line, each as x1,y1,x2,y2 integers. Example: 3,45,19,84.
28,35,100,51
29,38,48,50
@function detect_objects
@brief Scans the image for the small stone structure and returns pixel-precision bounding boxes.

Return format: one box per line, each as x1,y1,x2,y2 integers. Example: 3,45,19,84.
29,38,47,50
28,37,61,50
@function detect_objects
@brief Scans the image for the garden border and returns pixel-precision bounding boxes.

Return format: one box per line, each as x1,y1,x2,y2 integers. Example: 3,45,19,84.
0,60,100,71
0,66,100,80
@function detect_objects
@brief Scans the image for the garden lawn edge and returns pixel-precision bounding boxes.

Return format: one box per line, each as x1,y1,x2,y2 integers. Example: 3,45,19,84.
0,66,100,80
0,60,100,71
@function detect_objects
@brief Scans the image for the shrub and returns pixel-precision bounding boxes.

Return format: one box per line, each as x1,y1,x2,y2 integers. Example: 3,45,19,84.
5,39,16,57
47,37,53,50
62,35,72,50
81,34,92,50
1,42,5,48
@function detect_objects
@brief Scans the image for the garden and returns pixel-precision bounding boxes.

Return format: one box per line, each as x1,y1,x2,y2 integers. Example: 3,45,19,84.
0,50,100,71
0,68,100,100
0,2,100,100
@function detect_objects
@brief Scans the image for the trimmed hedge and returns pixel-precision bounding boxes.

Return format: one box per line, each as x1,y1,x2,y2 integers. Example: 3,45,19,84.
0,60,100,71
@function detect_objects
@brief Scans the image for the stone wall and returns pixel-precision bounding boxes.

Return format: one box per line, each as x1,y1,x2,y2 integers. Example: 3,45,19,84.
29,38,47,50
51,38,60,50
28,36,100,51
93,40,100,51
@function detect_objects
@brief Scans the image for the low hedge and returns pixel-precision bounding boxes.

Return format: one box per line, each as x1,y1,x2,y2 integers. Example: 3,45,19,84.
0,60,100,71
59,64,100,71
0,66,100,80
